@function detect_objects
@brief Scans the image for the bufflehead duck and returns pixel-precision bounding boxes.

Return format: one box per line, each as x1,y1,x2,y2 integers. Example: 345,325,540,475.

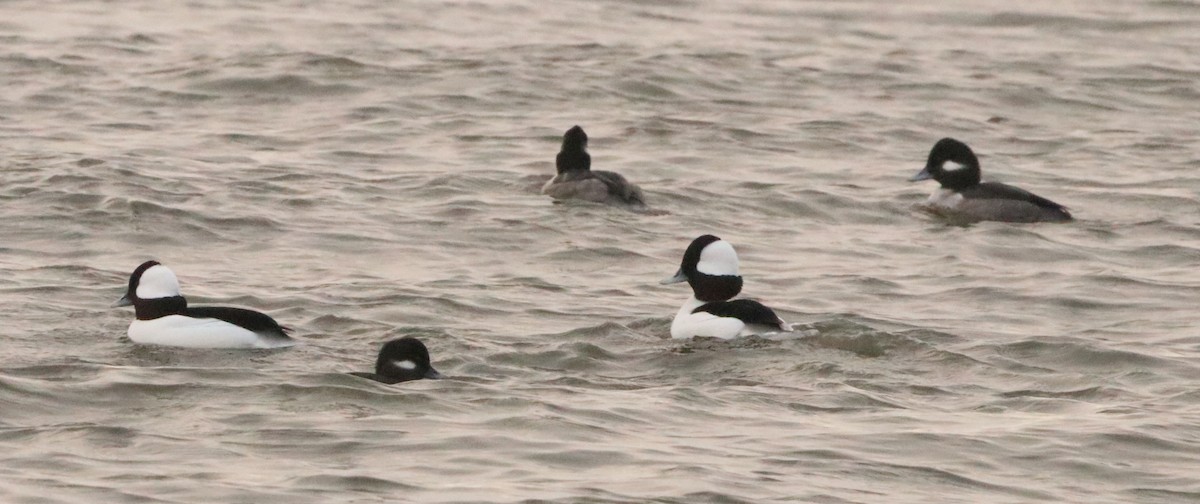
350,337,442,384
542,125,647,206
112,261,296,349
661,235,792,339
909,138,1072,223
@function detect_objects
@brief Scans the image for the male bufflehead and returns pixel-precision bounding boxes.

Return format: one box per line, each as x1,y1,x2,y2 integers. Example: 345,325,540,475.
112,261,296,349
542,125,647,206
350,337,442,384
909,138,1072,223
661,235,792,339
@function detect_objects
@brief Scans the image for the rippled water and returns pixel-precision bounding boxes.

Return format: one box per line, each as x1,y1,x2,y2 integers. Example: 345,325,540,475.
2,0,1200,502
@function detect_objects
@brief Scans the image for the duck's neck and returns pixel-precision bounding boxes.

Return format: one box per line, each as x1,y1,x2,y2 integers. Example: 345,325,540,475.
134,295,188,320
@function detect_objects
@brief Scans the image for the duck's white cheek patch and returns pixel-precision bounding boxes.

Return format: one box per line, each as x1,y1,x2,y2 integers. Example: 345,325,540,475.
942,160,967,172
696,241,739,276
136,265,181,299
392,360,417,370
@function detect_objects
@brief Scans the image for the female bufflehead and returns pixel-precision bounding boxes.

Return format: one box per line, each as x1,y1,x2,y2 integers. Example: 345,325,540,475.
542,125,647,206
661,235,792,339
350,337,442,384
112,260,296,349
909,138,1072,223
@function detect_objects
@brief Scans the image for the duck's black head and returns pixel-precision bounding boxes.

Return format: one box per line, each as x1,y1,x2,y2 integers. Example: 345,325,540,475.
122,260,162,304
112,260,187,320
910,137,981,190
556,125,590,174
372,337,441,383
661,234,744,302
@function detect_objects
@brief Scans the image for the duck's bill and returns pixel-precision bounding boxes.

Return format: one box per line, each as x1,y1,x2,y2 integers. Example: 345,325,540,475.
111,294,132,308
909,167,933,182
424,368,443,380
660,268,687,285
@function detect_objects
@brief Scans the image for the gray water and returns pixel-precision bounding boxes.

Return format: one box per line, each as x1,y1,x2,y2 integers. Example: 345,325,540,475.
2,0,1200,502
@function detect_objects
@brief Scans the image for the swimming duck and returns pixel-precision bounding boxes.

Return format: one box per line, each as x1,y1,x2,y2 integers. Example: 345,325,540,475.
350,337,442,384
909,138,1072,223
542,125,647,206
661,235,792,339
113,260,295,349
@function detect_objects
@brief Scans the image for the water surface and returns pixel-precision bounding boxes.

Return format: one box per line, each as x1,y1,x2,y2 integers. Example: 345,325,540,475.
2,0,1200,502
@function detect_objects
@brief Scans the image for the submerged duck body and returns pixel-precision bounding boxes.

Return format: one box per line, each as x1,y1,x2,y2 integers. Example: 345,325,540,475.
542,125,646,206
350,337,442,384
662,235,792,339
113,261,295,349
910,138,1072,223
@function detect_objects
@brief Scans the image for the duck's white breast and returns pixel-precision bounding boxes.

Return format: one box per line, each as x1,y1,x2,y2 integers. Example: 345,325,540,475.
128,315,273,349
670,298,746,339
926,188,964,209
